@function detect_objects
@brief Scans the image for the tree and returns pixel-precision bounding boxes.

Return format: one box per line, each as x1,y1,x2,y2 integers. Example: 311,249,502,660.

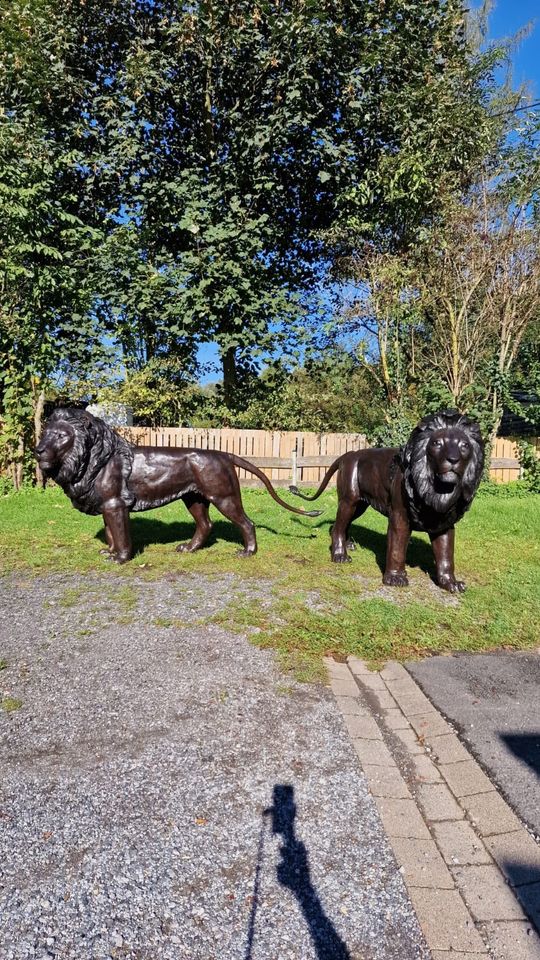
87,0,492,405
413,142,540,440
0,0,105,489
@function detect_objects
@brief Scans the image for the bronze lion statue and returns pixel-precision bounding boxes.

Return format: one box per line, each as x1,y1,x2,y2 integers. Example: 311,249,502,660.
290,410,484,592
35,408,321,563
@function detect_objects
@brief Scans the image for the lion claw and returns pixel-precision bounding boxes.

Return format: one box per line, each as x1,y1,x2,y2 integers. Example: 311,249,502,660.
236,548,256,558
332,553,352,563
383,572,409,587
440,578,466,593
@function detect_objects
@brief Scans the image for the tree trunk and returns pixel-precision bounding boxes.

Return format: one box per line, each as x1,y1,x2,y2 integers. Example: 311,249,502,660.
9,435,25,492
222,346,238,409
34,388,46,486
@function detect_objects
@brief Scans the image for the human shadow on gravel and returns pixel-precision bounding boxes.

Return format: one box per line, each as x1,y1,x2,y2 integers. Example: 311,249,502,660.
245,784,350,960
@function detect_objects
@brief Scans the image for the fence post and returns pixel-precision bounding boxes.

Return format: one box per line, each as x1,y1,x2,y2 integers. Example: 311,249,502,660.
291,447,298,487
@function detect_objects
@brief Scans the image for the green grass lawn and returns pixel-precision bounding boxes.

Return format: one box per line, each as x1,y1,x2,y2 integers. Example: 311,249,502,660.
1,484,539,677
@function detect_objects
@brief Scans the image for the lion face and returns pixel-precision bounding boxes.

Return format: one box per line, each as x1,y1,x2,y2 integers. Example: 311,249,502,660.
402,410,484,522
425,427,473,488
35,420,76,473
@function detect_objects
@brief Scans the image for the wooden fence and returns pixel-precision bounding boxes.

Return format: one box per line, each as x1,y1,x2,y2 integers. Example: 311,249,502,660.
121,427,536,485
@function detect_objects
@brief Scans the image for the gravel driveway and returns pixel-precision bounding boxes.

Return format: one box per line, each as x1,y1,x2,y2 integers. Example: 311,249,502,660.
0,572,428,960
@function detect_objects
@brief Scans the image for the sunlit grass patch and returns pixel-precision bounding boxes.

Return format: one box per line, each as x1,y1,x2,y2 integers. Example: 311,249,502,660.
1,483,538,674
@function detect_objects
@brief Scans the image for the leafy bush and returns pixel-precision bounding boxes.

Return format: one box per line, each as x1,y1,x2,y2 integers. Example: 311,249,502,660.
516,440,540,494
477,479,534,498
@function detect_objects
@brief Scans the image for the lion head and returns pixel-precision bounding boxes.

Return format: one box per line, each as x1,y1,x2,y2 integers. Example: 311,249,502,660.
35,408,135,514
401,410,484,526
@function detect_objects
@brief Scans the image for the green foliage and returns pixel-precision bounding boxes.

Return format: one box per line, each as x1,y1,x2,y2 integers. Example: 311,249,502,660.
516,440,540,494
98,359,205,428
477,479,535,498
85,0,492,401
0,1,107,483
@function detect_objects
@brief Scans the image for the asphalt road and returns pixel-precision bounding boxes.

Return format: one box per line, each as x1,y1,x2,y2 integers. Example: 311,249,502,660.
407,651,540,837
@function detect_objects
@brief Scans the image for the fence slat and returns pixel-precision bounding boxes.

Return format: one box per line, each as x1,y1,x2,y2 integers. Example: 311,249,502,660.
117,428,535,484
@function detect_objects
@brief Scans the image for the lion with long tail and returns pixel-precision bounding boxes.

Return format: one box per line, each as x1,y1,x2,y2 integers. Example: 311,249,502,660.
35,408,321,563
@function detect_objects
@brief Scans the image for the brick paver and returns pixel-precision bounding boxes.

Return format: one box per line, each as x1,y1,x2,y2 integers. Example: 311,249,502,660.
409,712,452,739
485,830,540,886
342,713,383,740
453,864,526,921
362,765,412,800
483,920,540,959
428,732,471,764
391,837,454,889
439,760,494,798
374,797,431,840
461,790,523,837
410,754,442,784
408,888,488,953
351,737,396,766
416,782,464,822
432,820,492,866
327,657,540,959
392,727,425,755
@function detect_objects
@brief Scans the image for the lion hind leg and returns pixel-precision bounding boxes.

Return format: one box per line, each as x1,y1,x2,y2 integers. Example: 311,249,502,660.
176,496,213,553
345,501,368,551
212,494,257,557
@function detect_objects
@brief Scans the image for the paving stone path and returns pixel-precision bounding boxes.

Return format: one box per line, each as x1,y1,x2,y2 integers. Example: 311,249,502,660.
328,656,540,960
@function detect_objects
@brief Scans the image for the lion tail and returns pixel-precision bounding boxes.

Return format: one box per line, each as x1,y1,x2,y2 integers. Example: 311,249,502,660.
288,456,343,502
228,455,323,517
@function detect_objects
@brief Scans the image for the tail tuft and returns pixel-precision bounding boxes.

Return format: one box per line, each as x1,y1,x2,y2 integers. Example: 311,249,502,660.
289,484,300,496
306,509,323,517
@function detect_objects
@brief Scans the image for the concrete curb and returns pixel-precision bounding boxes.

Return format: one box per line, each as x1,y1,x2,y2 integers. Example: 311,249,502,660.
325,656,540,959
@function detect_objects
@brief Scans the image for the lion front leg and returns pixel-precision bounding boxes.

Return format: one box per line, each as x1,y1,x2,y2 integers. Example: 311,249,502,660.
430,527,465,592
102,502,133,564
383,515,410,587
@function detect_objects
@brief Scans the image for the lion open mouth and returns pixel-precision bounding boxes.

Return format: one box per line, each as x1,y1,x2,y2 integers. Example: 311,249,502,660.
435,469,459,487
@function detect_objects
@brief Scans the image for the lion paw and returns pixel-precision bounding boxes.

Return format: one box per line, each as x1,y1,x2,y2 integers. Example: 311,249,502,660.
345,540,357,551
383,572,409,587
332,552,352,564
237,548,256,558
440,578,466,593
176,543,193,553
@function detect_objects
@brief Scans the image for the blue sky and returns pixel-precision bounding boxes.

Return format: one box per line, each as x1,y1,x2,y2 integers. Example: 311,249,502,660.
489,0,539,97
198,1,539,383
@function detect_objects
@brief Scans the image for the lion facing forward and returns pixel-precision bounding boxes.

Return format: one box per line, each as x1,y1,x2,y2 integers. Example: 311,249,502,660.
290,410,484,592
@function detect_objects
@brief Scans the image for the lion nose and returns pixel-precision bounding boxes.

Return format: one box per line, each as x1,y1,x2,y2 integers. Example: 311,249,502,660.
446,446,461,463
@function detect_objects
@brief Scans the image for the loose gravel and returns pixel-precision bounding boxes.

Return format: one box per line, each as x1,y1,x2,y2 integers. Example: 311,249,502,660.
0,572,429,960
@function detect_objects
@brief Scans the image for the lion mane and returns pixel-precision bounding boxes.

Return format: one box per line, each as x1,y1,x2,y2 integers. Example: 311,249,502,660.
401,410,484,529
48,408,135,515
